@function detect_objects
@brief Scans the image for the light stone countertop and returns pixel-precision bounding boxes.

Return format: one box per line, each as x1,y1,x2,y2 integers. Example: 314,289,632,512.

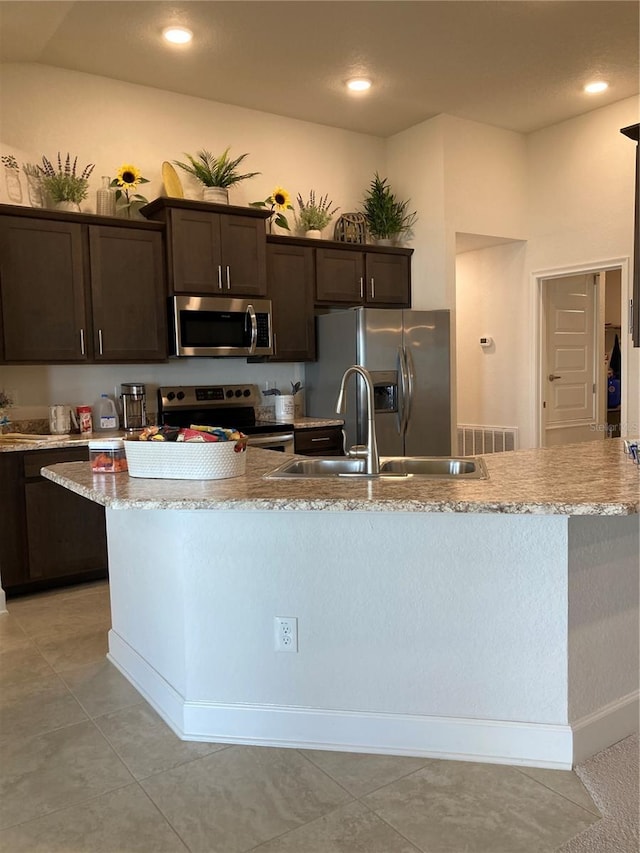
41,439,639,516
0,417,343,453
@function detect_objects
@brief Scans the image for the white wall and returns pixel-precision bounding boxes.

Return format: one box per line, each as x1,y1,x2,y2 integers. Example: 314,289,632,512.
455,241,529,439
0,63,385,413
527,96,640,440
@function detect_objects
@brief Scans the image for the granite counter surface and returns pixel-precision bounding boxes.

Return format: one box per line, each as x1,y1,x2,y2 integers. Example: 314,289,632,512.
41,439,639,516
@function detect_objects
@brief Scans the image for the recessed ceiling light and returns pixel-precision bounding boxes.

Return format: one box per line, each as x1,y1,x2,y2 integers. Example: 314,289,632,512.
584,81,608,94
162,26,193,45
346,78,372,92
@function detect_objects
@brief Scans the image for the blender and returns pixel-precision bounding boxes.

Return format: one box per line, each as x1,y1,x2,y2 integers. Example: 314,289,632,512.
120,383,147,432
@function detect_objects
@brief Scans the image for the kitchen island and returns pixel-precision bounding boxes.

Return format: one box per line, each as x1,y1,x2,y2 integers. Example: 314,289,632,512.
41,440,639,769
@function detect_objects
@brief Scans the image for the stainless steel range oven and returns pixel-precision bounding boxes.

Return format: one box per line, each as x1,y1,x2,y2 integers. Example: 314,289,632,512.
157,384,294,452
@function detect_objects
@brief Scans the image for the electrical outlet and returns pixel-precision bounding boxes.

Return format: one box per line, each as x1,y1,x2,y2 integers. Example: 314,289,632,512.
274,616,298,652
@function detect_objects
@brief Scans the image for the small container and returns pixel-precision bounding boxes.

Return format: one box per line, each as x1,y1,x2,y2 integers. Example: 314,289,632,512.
77,405,93,435
89,438,127,473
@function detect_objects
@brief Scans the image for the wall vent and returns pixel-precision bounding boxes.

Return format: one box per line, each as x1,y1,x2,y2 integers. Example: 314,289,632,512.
457,424,519,456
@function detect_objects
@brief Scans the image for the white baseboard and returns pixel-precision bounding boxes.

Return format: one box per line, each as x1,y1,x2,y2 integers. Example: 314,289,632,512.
108,630,574,769
571,691,639,766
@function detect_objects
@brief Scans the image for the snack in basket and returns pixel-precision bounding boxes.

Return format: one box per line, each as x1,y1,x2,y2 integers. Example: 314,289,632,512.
135,424,246,449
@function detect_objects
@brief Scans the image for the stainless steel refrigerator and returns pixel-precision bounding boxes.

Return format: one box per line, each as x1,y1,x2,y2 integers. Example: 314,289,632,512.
306,307,451,457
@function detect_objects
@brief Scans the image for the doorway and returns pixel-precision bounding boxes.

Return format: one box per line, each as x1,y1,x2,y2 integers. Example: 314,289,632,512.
534,261,626,448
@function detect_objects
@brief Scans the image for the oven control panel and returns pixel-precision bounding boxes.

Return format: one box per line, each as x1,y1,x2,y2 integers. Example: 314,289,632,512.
159,384,260,410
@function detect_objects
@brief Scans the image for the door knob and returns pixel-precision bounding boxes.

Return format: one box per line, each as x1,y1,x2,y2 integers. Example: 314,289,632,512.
548,373,562,381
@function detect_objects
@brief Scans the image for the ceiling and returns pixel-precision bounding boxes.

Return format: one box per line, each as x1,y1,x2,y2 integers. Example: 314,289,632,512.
0,1,638,138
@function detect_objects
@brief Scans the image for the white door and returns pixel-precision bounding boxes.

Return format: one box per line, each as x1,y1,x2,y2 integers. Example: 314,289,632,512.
543,273,601,446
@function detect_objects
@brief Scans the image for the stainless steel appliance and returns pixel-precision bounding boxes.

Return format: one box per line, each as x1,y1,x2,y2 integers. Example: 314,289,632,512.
306,307,451,456
170,295,273,358
120,383,147,432
157,384,294,451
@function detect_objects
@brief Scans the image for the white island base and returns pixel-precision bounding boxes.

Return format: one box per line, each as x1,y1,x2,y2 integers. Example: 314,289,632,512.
105,508,639,770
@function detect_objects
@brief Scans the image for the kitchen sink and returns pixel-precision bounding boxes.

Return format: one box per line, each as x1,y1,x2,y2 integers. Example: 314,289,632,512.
379,456,488,478
264,455,488,480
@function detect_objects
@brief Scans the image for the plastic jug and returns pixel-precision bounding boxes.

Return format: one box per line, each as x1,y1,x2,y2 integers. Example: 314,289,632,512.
92,394,120,433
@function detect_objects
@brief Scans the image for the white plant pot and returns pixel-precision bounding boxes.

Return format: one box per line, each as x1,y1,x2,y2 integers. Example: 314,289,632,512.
203,187,229,204
305,229,322,239
54,200,81,213
274,395,295,421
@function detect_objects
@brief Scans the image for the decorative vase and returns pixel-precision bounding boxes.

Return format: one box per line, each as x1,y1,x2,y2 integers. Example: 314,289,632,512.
96,176,116,216
305,229,321,239
374,237,392,247
274,395,295,421
3,165,23,204
54,200,81,213
26,173,45,208
203,187,229,204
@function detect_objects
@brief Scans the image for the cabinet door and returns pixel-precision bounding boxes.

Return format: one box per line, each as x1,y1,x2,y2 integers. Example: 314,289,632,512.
0,216,88,361
89,226,167,361
25,480,107,580
365,252,411,306
169,208,223,293
219,214,267,296
315,248,364,303
267,244,316,361
0,453,28,588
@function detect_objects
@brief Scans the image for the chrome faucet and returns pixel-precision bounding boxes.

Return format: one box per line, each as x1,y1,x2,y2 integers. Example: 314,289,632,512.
335,365,380,475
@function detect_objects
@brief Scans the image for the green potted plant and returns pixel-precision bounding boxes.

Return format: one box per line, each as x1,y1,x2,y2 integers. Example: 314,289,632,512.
361,173,417,244
173,148,260,203
295,190,339,238
38,153,95,212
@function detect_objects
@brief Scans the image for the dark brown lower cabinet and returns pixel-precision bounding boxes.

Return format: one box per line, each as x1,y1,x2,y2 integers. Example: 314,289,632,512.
294,425,344,456
0,448,108,596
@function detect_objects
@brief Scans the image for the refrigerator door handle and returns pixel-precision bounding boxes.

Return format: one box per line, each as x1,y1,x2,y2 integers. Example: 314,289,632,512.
398,345,409,435
405,346,415,430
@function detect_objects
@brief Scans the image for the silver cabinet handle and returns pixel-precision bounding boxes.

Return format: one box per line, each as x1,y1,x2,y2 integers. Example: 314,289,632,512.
311,436,331,442
548,373,562,381
226,265,231,290
217,265,223,290
79,328,85,356
246,303,257,355
370,277,375,299
359,276,364,300
98,329,103,355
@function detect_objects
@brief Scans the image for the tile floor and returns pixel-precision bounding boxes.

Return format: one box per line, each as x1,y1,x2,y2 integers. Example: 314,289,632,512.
0,581,602,852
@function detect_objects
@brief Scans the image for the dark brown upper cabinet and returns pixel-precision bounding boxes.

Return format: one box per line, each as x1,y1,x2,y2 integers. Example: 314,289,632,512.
315,244,411,308
88,226,167,361
0,215,88,362
141,197,270,297
0,205,167,364
266,242,316,362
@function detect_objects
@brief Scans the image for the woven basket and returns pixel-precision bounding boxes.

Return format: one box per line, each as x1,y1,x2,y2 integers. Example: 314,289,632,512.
124,439,247,480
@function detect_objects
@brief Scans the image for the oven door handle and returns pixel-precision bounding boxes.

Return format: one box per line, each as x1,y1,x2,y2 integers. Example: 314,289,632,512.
248,432,294,447
246,304,258,355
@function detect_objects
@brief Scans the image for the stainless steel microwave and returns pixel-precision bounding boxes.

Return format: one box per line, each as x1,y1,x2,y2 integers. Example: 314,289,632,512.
170,295,273,357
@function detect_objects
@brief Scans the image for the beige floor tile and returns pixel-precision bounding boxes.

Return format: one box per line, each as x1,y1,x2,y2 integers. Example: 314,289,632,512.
0,783,189,852
0,642,54,688
34,627,109,672
0,672,87,742
251,800,421,852
61,659,144,718
0,613,31,651
300,748,429,797
10,589,111,640
517,766,600,816
141,744,354,853
95,702,227,779
0,719,133,830
362,758,599,853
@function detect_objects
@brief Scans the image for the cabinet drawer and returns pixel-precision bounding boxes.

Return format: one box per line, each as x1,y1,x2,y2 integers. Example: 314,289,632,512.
294,426,344,455
23,446,89,478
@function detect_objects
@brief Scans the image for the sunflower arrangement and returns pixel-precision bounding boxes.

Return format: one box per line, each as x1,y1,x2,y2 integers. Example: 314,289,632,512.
111,164,150,217
250,186,294,232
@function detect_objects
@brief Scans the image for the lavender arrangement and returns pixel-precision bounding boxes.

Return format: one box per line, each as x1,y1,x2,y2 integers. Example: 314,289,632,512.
39,152,95,205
